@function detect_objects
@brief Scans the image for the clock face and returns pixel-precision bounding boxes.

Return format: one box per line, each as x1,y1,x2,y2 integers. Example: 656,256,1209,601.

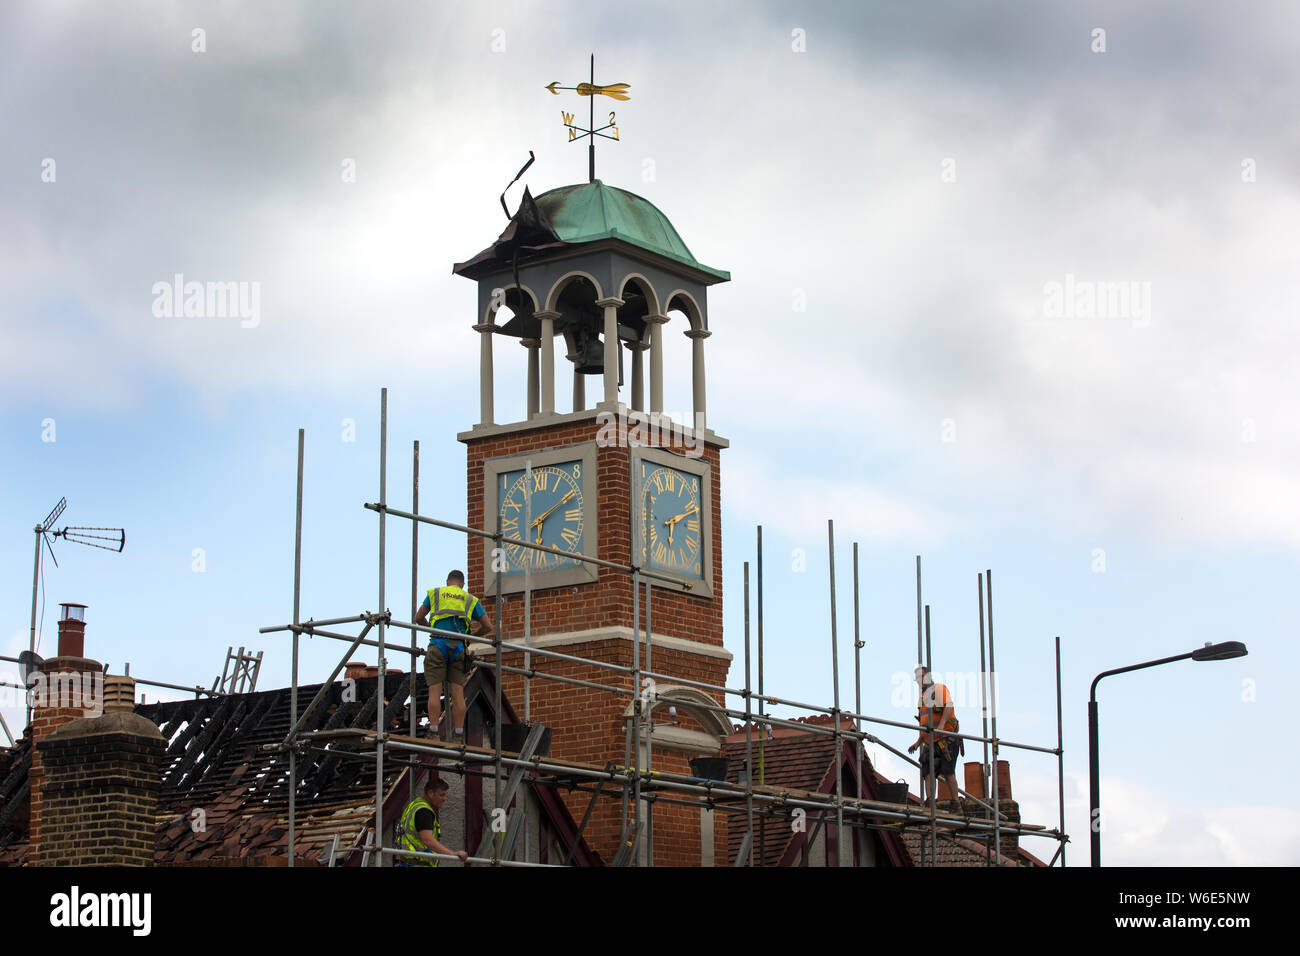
640,462,703,578
498,462,584,573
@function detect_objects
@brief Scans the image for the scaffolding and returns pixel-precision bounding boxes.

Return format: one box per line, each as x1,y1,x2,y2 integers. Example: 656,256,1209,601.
257,389,1070,867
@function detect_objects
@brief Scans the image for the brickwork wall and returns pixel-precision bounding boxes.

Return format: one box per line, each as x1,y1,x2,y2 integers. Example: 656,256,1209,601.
37,713,164,867
464,416,730,864
28,656,103,866
464,418,724,646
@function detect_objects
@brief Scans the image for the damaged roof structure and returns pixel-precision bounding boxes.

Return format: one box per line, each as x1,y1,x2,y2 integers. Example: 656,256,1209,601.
0,658,599,867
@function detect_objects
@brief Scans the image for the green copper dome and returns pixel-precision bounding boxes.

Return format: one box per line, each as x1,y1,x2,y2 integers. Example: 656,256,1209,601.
534,181,729,281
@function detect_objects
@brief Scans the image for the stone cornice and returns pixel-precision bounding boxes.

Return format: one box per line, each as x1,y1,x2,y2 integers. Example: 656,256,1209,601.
498,625,732,662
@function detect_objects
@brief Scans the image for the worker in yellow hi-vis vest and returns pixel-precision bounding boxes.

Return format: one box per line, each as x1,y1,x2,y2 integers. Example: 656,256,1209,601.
415,569,493,741
394,777,468,867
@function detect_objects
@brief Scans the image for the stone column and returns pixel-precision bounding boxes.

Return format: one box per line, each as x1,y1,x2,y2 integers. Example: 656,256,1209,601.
522,338,540,420
568,347,586,412
474,323,495,426
685,327,711,429
536,311,560,416
628,341,649,412
646,314,668,414
596,297,624,407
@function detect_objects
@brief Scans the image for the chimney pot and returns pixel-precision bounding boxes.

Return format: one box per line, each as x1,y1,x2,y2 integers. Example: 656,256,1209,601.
59,602,87,623
995,759,1012,800
103,675,137,714
56,603,88,658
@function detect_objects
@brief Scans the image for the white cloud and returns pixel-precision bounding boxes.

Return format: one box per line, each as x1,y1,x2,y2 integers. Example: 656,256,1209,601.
725,448,953,545
7,0,1300,557
1013,766,1300,867
862,754,1296,867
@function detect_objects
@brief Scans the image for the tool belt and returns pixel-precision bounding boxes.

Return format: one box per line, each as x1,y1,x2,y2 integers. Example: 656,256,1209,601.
920,725,963,762
431,636,466,662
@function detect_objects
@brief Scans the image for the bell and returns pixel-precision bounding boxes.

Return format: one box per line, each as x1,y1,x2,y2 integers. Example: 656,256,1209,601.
574,330,605,375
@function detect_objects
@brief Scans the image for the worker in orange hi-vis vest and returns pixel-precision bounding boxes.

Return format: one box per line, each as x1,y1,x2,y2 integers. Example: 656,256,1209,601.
908,666,963,809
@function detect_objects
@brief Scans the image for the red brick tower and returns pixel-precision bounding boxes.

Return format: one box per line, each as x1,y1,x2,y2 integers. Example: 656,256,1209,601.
454,180,732,865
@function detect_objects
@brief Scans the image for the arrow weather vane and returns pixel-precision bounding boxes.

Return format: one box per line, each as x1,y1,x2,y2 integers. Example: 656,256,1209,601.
545,54,630,183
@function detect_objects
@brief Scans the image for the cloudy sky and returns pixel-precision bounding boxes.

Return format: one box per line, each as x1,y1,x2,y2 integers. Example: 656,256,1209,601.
2,0,1296,866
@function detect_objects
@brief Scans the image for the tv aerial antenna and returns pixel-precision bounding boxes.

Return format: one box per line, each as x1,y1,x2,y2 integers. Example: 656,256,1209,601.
27,496,125,658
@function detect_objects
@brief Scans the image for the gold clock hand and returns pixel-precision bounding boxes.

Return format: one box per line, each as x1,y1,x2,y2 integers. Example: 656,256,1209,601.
530,489,576,543
662,503,699,528
530,489,576,529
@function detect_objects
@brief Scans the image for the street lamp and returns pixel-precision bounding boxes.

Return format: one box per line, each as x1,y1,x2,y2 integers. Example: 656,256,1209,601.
1089,641,1247,867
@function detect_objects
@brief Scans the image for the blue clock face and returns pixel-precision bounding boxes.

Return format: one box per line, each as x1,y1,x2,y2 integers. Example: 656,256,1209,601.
640,462,703,578
498,462,584,573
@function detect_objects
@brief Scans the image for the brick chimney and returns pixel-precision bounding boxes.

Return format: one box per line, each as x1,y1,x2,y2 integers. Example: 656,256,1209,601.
963,759,1020,859
37,708,164,866
28,602,104,866
32,609,164,867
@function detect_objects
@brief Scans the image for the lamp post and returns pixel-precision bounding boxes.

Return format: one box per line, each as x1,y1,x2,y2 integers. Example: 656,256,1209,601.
1089,640,1247,867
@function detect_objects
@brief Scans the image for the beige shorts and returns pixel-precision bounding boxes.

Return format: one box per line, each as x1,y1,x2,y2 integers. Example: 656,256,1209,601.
425,639,469,686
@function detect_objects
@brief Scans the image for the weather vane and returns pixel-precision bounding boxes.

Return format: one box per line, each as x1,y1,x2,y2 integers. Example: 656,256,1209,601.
545,54,630,183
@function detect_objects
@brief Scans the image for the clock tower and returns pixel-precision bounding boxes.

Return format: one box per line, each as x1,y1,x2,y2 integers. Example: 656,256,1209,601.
454,179,733,865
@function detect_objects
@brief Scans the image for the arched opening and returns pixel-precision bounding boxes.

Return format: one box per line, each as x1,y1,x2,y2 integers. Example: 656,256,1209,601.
618,275,658,410
547,273,607,405
622,684,730,756
663,291,703,427
488,284,540,425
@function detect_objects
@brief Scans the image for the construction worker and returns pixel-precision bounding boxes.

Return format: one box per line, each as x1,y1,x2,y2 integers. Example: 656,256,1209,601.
415,569,493,741
394,777,468,866
907,666,963,808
